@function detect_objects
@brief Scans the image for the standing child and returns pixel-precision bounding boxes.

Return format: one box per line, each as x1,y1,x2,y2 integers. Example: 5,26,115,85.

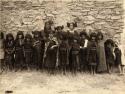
0,32,5,73
105,39,115,74
87,33,98,75
79,31,88,72
58,36,69,75
15,31,25,71
24,34,33,70
96,31,107,73
32,31,45,70
114,41,125,75
70,36,80,75
44,32,58,74
4,33,15,71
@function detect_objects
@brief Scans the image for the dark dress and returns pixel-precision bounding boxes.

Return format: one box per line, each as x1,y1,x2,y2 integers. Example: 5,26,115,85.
4,40,15,70
97,40,107,72
32,38,45,69
105,47,115,67
15,39,25,69
70,41,80,71
44,40,57,69
58,40,69,68
79,39,88,70
24,40,33,68
114,47,122,66
87,41,98,66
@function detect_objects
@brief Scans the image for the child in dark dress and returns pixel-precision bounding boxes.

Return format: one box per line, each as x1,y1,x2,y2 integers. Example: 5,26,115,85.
70,36,80,75
15,31,25,71
79,31,88,72
87,33,98,75
105,39,115,73
24,34,33,70
4,33,15,71
58,37,69,75
32,31,45,70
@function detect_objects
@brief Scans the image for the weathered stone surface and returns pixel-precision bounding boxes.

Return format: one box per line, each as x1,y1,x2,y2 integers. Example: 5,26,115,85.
0,0,124,42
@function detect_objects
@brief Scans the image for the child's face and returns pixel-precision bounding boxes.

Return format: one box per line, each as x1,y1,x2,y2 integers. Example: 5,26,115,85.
19,35,23,39
26,38,30,41
34,34,39,38
107,44,112,48
8,36,12,40
58,28,62,32
69,24,74,30
98,35,102,40
81,35,86,39
92,37,96,41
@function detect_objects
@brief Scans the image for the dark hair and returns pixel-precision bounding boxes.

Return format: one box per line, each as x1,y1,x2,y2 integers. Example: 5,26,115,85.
105,39,115,47
55,25,64,31
25,34,32,43
44,20,54,31
32,31,41,38
89,32,97,41
80,31,88,38
25,34,32,39
16,31,24,40
6,33,14,41
0,32,4,39
67,22,77,28
97,32,103,40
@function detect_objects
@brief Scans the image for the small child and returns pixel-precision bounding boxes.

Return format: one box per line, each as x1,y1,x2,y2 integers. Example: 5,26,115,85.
87,33,98,75
104,39,115,74
4,33,15,71
24,34,33,70
0,32,5,73
79,31,88,72
114,41,125,75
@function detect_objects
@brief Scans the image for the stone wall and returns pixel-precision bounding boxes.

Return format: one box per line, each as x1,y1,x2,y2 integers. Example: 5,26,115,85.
0,0,124,42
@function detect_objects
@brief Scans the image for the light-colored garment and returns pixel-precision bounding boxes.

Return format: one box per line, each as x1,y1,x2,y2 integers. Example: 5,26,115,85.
119,45,125,66
97,40,107,72
0,39,4,59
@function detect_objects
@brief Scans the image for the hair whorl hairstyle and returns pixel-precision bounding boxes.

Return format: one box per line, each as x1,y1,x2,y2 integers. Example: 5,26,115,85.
55,25,64,31
67,22,77,28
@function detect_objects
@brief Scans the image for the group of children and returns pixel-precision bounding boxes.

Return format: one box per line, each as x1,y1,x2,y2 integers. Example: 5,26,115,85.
0,21,125,75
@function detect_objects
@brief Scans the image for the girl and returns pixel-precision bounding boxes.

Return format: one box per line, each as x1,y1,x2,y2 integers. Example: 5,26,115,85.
96,32,107,73
70,36,80,75
44,32,58,74
24,34,33,70
15,31,25,71
58,36,69,75
114,41,125,75
32,31,45,70
0,32,5,73
87,33,98,75
4,33,15,71
79,31,88,72
105,39,115,73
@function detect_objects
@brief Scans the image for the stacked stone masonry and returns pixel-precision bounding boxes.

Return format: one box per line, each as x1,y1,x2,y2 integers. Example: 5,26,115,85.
0,0,124,42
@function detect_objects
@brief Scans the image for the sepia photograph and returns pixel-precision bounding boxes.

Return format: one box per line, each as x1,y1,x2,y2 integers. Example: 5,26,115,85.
0,0,125,94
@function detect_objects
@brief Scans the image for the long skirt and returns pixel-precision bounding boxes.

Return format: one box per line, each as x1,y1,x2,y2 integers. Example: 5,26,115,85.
44,48,57,69
15,49,25,69
97,46,107,72
80,48,87,70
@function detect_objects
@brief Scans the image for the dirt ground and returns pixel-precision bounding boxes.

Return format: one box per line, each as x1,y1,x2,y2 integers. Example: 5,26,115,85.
0,71,125,94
